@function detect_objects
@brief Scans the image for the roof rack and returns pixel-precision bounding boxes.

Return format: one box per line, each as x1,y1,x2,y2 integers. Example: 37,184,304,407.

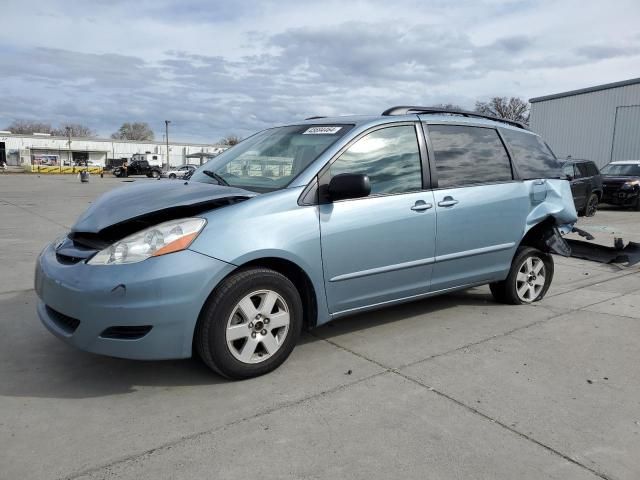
305,116,327,120
381,106,527,129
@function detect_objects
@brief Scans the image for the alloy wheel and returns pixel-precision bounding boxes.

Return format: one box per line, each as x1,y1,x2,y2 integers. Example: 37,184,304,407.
226,290,290,364
515,256,546,302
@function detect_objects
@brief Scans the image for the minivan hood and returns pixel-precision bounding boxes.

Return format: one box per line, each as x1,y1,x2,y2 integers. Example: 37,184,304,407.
72,180,256,235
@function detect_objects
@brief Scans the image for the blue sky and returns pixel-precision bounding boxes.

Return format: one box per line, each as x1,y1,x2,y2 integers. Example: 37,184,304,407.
1,0,639,143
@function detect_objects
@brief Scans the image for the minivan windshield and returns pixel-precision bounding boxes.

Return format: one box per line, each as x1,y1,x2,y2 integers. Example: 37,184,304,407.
600,163,640,176
190,124,353,192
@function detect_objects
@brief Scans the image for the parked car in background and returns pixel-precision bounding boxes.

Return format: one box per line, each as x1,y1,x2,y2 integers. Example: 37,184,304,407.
601,161,640,210
73,160,98,167
35,107,577,379
162,164,198,179
105,158,128,171
113,159,162,178
561,159,602,216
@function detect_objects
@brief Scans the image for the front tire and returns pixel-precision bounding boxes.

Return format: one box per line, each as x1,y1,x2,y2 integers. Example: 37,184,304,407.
195,268,303,379
169,173,176,179
490,247,554,305
150,170,160,178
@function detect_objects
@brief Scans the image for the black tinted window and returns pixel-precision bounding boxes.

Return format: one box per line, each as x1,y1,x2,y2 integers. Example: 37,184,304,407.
428,125,512,188
501,129,562,179
575,163,589,178
329,125,422,195
586,162,599,176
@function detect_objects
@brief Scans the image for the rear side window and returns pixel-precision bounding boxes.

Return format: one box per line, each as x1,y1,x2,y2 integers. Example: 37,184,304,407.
501,129,562,180
427,125,513,188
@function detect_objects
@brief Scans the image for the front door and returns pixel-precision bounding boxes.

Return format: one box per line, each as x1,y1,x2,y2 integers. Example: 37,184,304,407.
424,123,529,291
319,124,436,315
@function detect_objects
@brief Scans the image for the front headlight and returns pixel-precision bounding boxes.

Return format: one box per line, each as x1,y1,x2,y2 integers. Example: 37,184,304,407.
87,218,206,265
622,180,640,189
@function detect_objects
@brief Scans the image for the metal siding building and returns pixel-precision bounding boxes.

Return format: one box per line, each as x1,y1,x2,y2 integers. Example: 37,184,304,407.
529,78,640,167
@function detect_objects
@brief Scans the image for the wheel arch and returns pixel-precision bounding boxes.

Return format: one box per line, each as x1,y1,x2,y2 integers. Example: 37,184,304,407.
519,216,563,253
196,255,320,334
237,257,319,330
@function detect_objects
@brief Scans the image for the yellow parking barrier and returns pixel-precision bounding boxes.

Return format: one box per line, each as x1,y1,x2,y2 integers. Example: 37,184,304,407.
29,165,103,174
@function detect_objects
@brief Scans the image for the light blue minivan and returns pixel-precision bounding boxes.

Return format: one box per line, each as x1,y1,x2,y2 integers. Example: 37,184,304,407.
35,107,577,378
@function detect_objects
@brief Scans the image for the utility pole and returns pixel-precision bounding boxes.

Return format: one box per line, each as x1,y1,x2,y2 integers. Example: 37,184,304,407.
66,126,72,171
164,120,171,170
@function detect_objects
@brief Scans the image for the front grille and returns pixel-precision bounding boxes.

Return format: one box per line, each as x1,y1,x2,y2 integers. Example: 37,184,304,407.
56,253,86,265
70,232,111,250
100,325,153,340
55,235,99,264
46,306,81,333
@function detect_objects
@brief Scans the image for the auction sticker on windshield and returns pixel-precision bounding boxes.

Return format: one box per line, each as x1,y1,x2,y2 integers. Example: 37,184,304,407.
303,126,343,135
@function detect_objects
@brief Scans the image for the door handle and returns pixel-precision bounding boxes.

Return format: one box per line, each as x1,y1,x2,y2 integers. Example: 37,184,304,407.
437,196,459,207
411,200,433,212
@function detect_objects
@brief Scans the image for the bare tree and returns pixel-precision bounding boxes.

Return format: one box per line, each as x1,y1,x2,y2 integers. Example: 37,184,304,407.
5,120,96,137
475,97,530,125
111,122,155,141
52,123,95,137
5,120,54,134
219,134,241,146
430,103,465,111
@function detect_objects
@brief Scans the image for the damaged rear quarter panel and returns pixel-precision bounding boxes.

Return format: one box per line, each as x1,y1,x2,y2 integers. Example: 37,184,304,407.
525,179,578,234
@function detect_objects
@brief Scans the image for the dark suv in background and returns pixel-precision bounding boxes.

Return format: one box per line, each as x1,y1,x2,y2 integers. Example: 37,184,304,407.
113,159,162,178
561,159,602,217
601,161,640,210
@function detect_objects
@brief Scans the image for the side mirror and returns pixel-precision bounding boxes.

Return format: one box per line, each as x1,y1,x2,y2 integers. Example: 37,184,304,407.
565,174,574,181
327,173,371,202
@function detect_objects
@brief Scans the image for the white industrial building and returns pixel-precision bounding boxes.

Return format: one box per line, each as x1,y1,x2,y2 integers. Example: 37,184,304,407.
0,132,226,168
530,77,640,167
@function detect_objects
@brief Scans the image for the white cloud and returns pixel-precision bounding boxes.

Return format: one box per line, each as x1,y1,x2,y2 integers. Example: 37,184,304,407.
1,0,639,142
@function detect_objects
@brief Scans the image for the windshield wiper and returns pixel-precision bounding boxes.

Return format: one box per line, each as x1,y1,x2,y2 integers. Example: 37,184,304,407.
202,170,230,186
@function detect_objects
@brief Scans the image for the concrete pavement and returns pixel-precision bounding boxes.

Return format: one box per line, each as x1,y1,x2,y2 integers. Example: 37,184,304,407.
1,175,639,480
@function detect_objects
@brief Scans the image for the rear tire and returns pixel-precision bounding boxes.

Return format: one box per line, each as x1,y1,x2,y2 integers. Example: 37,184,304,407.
195,268,303,379
151,170,160,178
490,247,554,305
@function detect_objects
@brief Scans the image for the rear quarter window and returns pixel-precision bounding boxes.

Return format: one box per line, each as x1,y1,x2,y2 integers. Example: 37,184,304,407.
500,129,562,180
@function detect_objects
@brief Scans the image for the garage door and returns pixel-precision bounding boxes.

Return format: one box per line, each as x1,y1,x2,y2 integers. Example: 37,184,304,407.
612,105,640,161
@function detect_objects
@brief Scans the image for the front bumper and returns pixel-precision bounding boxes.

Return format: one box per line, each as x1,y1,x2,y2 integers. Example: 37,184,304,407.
602,189,639,206
35,243,235,360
